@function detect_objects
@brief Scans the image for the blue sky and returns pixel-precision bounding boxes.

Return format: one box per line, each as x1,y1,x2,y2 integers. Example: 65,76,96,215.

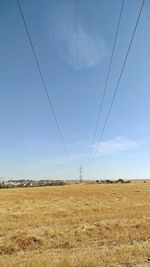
0,0,150,180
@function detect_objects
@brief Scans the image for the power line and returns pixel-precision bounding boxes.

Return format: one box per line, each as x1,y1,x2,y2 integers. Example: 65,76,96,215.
16,0,69,158
75,0,80,141
86,0,125,167
75,0,82,172
88,0,146,167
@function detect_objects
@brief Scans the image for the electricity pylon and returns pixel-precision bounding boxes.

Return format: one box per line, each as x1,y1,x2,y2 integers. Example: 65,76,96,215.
79,166,83,183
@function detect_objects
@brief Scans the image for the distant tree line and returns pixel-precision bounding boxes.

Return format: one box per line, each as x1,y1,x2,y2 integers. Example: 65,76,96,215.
96,179,131,184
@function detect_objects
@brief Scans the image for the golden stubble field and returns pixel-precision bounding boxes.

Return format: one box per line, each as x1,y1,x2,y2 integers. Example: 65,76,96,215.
0,181,150,267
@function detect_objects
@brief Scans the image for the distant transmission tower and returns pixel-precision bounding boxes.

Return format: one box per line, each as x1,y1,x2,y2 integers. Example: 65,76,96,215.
79,166,83,183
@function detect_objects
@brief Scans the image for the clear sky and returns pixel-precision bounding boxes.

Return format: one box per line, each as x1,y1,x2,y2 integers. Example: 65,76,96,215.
0,0,150,180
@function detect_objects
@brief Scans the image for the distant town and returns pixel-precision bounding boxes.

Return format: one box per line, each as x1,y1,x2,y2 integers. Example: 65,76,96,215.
0,179,65,189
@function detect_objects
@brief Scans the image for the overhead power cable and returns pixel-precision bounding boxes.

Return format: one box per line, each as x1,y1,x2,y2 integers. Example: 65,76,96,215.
86,0,124,168
88,0,146,167
87,0,125,164
75,0,82,169
16,0,69,158
75,0,80,141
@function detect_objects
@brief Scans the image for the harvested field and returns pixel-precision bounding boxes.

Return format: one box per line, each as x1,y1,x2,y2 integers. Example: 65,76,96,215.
0,181,150,266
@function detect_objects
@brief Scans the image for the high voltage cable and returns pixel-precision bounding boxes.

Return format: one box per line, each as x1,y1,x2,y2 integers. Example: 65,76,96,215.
75,0,82,169
86,0,125,167
75,0,80,142
16,0,69,158
88,0,146,168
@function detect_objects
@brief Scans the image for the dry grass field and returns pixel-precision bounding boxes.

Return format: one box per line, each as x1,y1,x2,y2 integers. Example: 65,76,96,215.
0,181,150,267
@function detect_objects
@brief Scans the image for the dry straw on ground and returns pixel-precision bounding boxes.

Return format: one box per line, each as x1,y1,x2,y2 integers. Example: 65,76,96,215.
0,181,150,266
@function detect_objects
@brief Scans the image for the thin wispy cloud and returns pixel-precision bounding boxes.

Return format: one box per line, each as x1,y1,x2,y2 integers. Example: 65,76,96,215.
61,23,107,69
92,137,139,156
46,3,107,69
